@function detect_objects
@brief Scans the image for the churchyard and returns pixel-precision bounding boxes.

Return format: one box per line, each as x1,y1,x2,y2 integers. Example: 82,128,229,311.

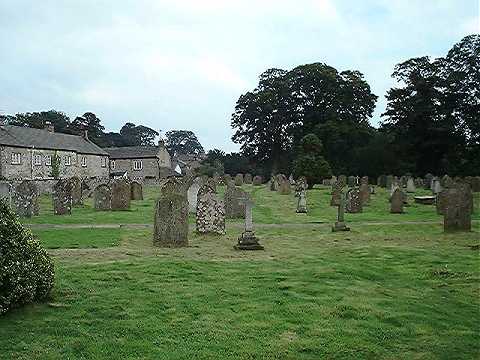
1,178,479,359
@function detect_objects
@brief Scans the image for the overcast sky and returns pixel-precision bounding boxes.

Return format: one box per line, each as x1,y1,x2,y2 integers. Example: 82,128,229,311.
0,0,478,151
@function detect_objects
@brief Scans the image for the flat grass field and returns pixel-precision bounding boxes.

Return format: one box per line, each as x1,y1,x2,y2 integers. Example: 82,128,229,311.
1,184,479,359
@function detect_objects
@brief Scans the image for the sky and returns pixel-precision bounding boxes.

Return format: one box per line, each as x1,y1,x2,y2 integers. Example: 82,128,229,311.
0,0,478,152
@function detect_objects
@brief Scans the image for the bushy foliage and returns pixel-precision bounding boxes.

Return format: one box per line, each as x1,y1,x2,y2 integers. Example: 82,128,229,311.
0,200,54,315
293,134,331,188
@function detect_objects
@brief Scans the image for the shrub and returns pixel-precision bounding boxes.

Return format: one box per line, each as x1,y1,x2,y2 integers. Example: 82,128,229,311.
0,200,54,315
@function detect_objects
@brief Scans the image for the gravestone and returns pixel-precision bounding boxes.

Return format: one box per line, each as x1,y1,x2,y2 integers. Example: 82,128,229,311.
332,192,350,232
154,177,189,247
432,179,442,195
444,187,472,232
441,175,454,188
414,178,424,188
359,183,370,206
346,188,362,213
406,178,416,193
53,179,73,215
253,175,263,186
244,173,253,185
330,181,343,206
94,184,112,211
269,176,279,191
347,176,356,187
224,182,247,219
385,175,393,190
331,175,337,185
436,190,447,215
0,181,12,207
338,175,347,187
234,173,244,186
111,179,131,210
424,173,434,190
360,176,369,185
223,174,232,184
196,184,225,235
130,181,143,200
13,181,39,218
70,176,83,206
390,188,404,214
277,180,292,195
234,197,264,250
378,175,387,188
296,189,307,213
295,177,308,195
187,179,202,213
153,177,191,247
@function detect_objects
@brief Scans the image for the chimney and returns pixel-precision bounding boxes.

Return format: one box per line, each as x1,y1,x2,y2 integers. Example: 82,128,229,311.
45,121,54,132
82,129,89,140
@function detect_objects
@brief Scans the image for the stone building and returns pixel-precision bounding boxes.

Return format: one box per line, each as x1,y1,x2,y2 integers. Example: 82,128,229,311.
0,124,109,181
105,139,174,183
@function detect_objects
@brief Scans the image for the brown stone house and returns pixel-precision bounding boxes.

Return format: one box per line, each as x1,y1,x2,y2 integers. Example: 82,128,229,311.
105,139,175,183
0,123,109,181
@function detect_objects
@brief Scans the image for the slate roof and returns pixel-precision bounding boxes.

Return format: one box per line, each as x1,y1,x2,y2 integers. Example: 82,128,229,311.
0,125,108,155
105,146,159,159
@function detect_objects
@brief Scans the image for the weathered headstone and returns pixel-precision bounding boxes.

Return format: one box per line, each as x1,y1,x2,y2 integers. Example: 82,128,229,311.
111,179,131,210
406,178,416,193
187,179,202,213
224,182,247,219
269,176,279,191
359,183,370,205
360,176,369,185
338,175,347,187
441,175,454,189
223,174,232,184
277,180,292,195
346,188,362,213
153,177,189,247
13,181,39,218
244,173,253,185
130,181,143,201
470,176,480,192
253,175,263,186
378,175,387,188
296,189,307,213
347,176,356,187
70,176,83,206
234,173,244,186
424,173,434,190
94,184,112,211
234,197,264,250
444,187,472,232
53,179,73,215
385,175,393,190
390,188,404,214
332,192,350,232
432,179,442,195
196,184,225,235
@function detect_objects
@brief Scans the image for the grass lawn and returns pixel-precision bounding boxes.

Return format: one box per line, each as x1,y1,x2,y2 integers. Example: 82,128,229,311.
2,184,479,359
32,228,124,249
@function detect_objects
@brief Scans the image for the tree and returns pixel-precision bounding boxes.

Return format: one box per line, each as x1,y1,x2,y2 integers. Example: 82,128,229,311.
50,151,61,179
165,130,204,156
197,149,226,177
381,35,479,175
119,123,159,146
293,134,331,188
1,110,72,134
70,112,105,146
231,64,377,175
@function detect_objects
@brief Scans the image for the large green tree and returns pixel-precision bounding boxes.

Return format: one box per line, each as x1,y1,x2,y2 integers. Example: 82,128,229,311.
231,63,377,175
381,34,479,175
70,112,105,146
293,134,331,188
119,123,159,147
165,130,204,156
1,110,72,134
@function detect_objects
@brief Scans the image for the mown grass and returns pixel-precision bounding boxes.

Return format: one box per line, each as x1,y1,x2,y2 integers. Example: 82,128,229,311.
2,184,479,359
32,228,123,249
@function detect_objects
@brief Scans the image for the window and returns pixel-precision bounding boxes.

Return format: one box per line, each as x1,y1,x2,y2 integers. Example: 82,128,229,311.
45,155,52,166
65,155,71,166
133,160,143,171
101,157,107,168
33,154,42,166
11,153,22,165
110,160,115,170
81,156,87,167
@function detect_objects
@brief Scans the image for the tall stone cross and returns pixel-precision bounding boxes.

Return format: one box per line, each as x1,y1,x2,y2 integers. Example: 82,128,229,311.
234,196,264,250
332,192,350,232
